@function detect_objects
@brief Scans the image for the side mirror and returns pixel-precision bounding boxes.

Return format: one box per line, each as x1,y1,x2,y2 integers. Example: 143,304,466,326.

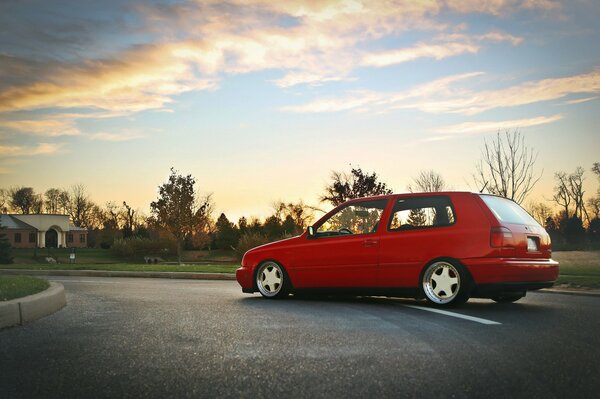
307,226,315,238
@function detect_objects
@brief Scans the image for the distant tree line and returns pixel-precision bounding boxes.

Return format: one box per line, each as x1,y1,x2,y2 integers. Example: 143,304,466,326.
1,130,598,261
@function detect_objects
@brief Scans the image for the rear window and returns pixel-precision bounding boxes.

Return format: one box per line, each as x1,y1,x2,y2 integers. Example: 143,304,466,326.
388,196,455,231
480,195,539,226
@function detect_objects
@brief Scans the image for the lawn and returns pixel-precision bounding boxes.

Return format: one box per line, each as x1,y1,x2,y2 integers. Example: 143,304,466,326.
553,251,600,289
0,276,50,301
10,248,238,264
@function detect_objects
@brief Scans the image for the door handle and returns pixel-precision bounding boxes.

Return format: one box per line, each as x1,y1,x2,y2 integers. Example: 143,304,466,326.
363,239,379,247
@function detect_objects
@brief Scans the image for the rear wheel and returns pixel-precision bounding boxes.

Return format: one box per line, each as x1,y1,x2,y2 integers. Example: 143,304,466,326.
421,260,470,306
492,292,525,303
255,261,289,299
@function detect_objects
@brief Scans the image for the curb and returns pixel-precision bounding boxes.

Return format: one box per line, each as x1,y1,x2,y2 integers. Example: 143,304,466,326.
540,288,600,297
0,269,237,281
0,282,66,329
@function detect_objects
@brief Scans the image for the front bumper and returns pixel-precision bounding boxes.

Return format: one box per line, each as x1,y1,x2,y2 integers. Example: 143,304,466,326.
236,266,254,293
463,257,559,285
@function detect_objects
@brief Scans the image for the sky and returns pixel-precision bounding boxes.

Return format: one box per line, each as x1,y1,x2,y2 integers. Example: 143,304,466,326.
0,0,599,221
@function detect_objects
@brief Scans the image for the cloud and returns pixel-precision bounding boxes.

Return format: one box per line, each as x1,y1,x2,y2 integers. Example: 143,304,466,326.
0,142,64,157
362,31,521,68
0,0,563,117
88,131,144,142
0,119,80,137
363,42,480,67
564,96,598,105
282,69,600,115
433,114,564,137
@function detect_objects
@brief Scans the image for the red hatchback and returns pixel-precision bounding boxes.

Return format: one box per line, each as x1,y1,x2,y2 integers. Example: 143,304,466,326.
236,192,559,306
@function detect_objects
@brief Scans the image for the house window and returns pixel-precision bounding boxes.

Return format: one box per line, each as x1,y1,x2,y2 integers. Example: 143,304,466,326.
14,233,21,243
80,234,86,243
68,234,73,243
29,232,36,243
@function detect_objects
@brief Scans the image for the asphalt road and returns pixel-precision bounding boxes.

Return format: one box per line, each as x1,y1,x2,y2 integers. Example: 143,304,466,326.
1,277,599,399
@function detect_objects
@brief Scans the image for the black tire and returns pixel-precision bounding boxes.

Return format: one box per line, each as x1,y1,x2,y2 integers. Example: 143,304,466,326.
255,261,289,299
492,292,525,303
421,260,471,307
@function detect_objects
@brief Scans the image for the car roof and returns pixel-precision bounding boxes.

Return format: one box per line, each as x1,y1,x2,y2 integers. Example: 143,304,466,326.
344,191,475,203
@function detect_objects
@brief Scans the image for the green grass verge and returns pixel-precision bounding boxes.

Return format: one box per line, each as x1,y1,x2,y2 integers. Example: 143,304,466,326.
0,276,50,301
0,263,238,273
556,275,600,289
11,248,238,264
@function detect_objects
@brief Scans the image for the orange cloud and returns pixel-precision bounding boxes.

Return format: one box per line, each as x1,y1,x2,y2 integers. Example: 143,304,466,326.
0,142,63,157
0,119,80,137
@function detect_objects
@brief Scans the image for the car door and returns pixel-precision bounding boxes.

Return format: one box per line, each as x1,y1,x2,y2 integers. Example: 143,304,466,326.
292,198,389,288
377,195,457,288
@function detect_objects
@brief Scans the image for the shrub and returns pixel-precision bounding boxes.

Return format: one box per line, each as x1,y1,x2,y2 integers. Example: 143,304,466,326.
111,237,177,259
235,232,270,259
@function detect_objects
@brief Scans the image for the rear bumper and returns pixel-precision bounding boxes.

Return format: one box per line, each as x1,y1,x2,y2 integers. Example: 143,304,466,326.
463,257,559,285
236,266,254,293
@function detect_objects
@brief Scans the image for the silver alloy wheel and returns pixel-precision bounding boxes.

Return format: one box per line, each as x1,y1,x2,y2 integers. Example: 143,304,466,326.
422,261,461,304
256,261,284,297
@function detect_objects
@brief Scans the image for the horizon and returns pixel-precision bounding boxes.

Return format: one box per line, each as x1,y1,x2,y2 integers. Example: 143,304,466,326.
1,1,599,222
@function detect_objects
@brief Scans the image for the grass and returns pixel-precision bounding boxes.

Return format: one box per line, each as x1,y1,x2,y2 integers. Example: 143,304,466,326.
0,276,50,301
11,248,238,264
0,263,238,274
553,251,600,289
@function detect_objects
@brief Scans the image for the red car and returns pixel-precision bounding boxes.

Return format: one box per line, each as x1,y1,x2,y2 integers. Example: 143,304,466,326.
236,192,559,306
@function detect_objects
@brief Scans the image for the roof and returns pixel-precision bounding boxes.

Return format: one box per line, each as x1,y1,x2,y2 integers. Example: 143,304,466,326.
0,214,36,230
69,224,87,232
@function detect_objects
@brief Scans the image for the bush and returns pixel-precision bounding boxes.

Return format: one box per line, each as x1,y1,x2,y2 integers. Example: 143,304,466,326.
111,237,177,259
235,232,270,259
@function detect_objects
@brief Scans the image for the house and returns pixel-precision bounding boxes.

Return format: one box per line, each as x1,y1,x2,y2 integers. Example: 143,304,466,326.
0,214,88,248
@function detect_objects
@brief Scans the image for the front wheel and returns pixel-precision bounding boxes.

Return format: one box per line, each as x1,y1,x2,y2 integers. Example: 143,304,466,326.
421,260,470,306
255,261,289,299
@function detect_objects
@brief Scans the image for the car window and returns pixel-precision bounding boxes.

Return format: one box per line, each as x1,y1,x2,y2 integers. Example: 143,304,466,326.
479,194,540,226
316,199,388,237
388,196,455,231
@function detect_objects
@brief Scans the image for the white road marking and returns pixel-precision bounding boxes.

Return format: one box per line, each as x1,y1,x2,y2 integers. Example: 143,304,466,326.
402,304,501,325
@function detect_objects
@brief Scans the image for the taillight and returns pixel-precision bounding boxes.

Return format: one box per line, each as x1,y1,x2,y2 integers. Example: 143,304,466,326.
490,226,514,248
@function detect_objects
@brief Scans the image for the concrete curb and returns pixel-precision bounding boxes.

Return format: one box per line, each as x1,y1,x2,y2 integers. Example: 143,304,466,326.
0,269,237,281
0,282,66,329
540,288,600,297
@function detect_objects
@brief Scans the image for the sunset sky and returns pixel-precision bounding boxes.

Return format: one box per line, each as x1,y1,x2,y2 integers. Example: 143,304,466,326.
1,0,599,221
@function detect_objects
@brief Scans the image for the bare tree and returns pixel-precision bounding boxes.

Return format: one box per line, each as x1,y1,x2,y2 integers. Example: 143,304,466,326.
408,170,446,193
44,188,62,214
552,167,590,223
60,184,95,228
527,201,553,226
474,130,542,204
273,200,315,229
0,189,10,213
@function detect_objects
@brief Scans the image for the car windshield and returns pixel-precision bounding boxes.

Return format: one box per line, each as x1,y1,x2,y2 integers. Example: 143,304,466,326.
480,195,540,226
317,199,388,236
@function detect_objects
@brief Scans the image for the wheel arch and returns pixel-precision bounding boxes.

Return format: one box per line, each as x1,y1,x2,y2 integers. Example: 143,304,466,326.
252,258,294,291
419,256,475,294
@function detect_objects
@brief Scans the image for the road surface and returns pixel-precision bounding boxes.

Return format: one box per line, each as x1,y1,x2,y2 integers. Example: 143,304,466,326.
1,277,598,398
